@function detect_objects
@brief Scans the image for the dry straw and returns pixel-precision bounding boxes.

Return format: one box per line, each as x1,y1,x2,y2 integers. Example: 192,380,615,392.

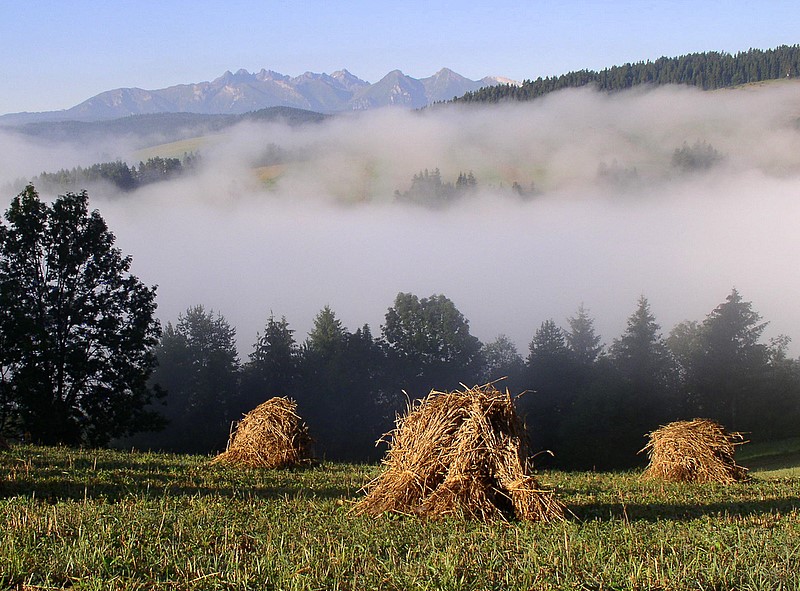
212,397,313,468
641,418,749,483
353,383,564,522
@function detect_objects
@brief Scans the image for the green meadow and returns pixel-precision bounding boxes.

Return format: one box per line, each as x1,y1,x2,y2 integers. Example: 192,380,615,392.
1,444,799,591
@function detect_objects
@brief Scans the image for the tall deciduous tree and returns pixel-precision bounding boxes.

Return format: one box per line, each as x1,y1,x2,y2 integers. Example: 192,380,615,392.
382,292,482,395
0,186,162,445
481,334,525,385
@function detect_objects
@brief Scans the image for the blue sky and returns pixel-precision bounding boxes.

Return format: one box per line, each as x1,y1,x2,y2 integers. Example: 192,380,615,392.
1,0,798,115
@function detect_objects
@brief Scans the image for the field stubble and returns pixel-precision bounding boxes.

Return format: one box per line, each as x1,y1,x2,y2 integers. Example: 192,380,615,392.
1,445,799,590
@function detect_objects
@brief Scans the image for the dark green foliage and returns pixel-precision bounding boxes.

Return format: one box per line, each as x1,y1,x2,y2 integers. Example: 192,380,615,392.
135,156,183,185
239,313,300,415
671,141,723,172
34,155,192,194
381,292,483,397
554,358,644,470
566,304,603,366
528,319,570,362
455,45,800,104
0,186,162,445
603,297,677,461
519,320,585,467
395,169,478,206
297,308,392,461
140,305,240,454
609,296,674,394
480,334,525,386
115,289,800,468
534,293,800,470
36,160,136,192
672,289,790,434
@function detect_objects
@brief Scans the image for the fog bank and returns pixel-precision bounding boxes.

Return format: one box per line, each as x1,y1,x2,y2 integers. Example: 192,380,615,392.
4,82,800,356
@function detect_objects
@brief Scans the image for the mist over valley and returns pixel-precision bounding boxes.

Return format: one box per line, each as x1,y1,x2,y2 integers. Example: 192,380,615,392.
3,81,800,357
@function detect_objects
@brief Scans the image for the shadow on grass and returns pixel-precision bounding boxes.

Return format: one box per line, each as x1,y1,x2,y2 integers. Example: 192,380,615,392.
570,496,800,522
742,451,800,472
0,478,354,502
0,484,354,503
0,463,356,503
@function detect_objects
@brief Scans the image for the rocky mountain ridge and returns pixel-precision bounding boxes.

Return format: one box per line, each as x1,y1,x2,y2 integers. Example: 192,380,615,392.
1,68,516,124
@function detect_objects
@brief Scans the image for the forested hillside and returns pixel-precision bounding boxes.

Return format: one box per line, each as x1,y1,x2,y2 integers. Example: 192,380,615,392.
455,45,800,103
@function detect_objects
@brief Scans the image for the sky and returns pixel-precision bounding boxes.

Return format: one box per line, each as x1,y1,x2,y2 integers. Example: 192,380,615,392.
2,0,799,115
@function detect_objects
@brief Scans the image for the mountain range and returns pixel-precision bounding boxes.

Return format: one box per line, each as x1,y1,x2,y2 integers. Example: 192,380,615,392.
0,68,517,125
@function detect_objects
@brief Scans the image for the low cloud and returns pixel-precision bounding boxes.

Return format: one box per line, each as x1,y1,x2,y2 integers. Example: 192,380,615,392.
4,81,800,356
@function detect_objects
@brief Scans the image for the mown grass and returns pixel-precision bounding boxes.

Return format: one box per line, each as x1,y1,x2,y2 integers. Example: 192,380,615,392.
2,445,799,590
737,437,800,478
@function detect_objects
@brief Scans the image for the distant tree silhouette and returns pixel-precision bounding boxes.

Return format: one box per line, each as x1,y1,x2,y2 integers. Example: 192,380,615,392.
146,305,239,453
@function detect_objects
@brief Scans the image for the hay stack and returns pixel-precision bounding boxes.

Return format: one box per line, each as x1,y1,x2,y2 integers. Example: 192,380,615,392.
641,418,748,483
353,384,564,522
212,397,312,468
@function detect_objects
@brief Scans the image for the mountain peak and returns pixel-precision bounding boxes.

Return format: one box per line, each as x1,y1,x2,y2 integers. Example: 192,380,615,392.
213,69,255,84
255,69,290,82
0,67,511,122
330,69,369,92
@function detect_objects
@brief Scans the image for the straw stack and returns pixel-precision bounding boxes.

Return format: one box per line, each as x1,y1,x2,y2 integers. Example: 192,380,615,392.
641,418,748,483
212,397,313,468
353,384,564,522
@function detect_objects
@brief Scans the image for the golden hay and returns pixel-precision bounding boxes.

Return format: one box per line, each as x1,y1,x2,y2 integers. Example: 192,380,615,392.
641,418,749,483
212,397,313,468
352,384,564,522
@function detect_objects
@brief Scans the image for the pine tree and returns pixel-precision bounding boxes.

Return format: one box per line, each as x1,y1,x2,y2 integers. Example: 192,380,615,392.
566,304,603,365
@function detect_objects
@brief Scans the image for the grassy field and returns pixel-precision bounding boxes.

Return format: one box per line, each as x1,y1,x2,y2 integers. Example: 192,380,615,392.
131,136,220,162
1,445,799,590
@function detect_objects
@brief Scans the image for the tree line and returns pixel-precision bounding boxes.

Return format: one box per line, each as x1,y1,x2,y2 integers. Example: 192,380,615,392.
125,289,800,469
394,168,479,206
28,155,198,194
2,186,799,468
454,45,800,104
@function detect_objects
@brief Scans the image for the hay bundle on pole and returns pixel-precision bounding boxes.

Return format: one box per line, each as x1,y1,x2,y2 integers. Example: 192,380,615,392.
641,418,749,483
212,397,313,468
353,384,564,522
